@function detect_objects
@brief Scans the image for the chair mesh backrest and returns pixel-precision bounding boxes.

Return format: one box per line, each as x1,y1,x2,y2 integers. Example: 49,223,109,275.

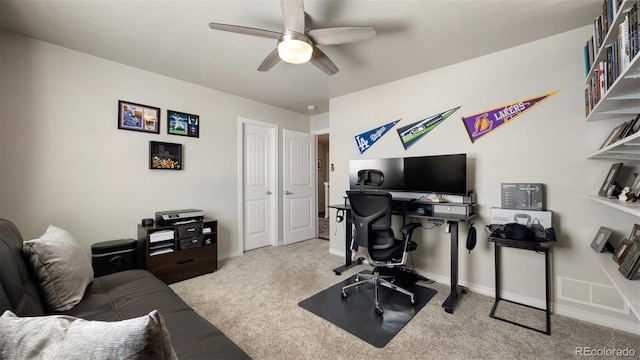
346,191,395,250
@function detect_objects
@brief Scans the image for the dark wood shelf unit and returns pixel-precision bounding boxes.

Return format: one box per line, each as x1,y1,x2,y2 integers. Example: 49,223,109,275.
138,219,217,284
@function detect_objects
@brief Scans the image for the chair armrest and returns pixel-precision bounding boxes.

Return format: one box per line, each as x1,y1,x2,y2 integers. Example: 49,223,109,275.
400,223,421,238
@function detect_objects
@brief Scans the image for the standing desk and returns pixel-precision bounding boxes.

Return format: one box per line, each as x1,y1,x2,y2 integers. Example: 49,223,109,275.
329,201,476,314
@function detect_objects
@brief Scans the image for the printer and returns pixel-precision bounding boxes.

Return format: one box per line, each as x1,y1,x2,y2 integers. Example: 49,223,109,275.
155,209,204,226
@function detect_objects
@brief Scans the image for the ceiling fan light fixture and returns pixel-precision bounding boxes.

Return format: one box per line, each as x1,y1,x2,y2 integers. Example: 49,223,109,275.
278,31,313,64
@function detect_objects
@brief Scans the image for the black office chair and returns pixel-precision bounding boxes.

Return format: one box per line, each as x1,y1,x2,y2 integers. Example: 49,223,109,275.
341,170,421,315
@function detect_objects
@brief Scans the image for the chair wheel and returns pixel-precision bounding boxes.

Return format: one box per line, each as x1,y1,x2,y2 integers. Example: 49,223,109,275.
375,307,384,316
341,291,348,298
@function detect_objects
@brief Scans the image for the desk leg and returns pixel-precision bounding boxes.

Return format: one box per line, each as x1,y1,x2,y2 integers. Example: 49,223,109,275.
333,210,359,275
545,251,551,335
442,221,465,314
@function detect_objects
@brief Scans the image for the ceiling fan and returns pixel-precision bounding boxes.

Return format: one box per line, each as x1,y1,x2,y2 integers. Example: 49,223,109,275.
208,0,376,75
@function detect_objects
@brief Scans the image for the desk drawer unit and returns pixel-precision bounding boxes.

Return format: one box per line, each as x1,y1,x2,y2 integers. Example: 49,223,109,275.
148,244,217,284
432,204,471,216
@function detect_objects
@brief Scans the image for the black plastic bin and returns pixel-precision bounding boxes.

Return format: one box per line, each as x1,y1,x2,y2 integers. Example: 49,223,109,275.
91,238,138,277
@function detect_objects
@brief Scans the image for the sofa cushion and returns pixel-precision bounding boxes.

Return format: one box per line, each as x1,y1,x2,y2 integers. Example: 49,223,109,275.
0,309,177,360
23,225,94,311
63,269,250,359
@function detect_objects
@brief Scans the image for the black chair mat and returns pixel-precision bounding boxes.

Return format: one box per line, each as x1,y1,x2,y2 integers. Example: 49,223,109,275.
298,274,437,348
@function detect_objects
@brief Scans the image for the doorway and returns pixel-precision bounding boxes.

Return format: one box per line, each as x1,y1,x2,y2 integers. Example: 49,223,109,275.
317,133,329,240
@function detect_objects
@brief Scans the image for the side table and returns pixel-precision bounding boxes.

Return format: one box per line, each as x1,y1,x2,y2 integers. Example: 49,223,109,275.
488,237,552,335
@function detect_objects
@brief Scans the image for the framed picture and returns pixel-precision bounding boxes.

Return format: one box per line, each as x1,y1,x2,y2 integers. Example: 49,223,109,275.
167,110,199,138
590,226,613,253
118,100,160,134
618,239,640,279
599,122,627,149
613,239,631,265
598,163,623,196
149,141,182,170
628,223,640,243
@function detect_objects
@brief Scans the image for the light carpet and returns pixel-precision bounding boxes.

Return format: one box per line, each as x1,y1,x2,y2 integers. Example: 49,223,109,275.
170,239,640,359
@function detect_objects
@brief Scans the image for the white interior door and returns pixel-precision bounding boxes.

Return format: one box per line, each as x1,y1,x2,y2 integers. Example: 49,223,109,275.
242,121,276,251
283,129,316,245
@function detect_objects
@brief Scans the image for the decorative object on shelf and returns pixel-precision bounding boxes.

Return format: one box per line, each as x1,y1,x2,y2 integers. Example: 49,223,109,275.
461,91,558,143
167,110,199,138
613,238,631,265
117,100,160,134
598,163,623,196
354,119,400,155
395,106,460,150
149,141,182,170
618,238,640,280
591,226,614,253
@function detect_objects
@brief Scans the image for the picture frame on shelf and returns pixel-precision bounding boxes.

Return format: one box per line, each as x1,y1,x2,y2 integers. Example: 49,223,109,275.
613,239,631,265
628,223,640,244
167,110,199,138
591,226,613,253
149,141,182,170
118,100,160,134
618,239,640,280
598,163,623,196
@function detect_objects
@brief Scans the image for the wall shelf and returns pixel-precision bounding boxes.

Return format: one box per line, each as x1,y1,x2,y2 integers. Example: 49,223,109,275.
584,0,640,122
593,250,640,319
587,195,640,217
588,131,640,160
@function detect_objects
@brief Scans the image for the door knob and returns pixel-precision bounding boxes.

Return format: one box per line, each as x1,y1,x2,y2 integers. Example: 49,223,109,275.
285,191,293,195
266,191,272,195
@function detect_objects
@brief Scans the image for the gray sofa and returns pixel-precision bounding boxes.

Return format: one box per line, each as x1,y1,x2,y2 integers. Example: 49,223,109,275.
0,219,250,359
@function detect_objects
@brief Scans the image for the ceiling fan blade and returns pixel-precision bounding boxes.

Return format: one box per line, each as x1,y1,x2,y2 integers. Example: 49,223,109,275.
310,47,338,76
280,0,305,33
308,27,376,45
208,22,281,39
257,48,281,72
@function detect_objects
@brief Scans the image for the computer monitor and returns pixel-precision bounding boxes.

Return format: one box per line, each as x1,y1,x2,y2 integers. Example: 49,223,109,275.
403,153,467,195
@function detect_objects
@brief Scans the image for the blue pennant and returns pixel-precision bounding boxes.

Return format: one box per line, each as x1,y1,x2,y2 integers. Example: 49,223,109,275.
354,120,400,155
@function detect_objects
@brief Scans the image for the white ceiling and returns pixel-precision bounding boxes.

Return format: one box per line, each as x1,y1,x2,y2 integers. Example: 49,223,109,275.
0,0,601,115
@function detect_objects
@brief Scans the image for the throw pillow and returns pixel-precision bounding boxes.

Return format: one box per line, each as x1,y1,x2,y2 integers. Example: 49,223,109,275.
23,225,94,311
0,310,177,360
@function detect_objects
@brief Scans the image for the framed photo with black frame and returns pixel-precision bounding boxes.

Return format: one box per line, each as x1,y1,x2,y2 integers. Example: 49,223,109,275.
149,141,182,170
167,110,199,138
613,239,631,265
618,239,640,279
598,163,623,196
118,100,160,134
591,226,613,253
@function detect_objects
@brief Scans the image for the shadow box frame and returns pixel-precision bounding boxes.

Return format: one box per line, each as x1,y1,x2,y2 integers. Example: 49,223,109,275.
149,141,182,170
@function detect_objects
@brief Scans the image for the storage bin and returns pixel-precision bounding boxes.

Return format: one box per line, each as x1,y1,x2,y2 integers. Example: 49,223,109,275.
91,238,138,277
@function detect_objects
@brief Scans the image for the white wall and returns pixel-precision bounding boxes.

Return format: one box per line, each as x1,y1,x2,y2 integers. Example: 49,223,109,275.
328,26,639,332
0,30,310,259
